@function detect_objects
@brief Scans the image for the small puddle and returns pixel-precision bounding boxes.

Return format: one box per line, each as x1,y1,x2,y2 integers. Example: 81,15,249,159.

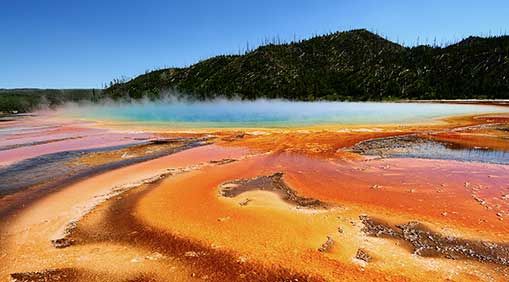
352,136,509,165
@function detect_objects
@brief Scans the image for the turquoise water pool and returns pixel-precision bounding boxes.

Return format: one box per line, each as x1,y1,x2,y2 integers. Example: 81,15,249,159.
58,100,509,128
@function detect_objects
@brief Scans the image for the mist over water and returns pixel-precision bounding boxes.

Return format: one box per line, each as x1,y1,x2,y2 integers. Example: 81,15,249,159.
56,99,508,128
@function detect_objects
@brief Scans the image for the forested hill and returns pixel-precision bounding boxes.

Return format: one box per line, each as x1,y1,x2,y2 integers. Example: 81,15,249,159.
0,89,101,113
107,29,509,101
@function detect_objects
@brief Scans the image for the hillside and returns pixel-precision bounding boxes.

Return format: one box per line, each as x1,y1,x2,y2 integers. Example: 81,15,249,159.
105,29,509,101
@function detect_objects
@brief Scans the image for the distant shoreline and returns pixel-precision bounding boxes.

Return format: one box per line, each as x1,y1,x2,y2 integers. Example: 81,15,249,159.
401,99,509,107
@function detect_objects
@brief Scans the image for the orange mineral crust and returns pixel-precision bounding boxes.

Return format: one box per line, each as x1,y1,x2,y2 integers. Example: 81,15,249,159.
430,129,509,151
1,111,509,281
135,156,406,281
0,145,250,281
136,152,509,281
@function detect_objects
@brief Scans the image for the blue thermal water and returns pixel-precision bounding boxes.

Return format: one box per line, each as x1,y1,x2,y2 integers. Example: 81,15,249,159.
59,100,509,128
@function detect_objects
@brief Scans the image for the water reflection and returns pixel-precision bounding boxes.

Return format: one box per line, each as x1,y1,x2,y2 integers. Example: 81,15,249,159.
392,141,509,165
353,136,509,165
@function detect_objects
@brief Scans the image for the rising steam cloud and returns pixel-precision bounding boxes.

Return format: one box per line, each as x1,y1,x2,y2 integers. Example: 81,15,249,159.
53,95,508,128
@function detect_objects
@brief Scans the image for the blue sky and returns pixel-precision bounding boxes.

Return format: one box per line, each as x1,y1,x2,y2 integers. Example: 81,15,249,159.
1,0,508,88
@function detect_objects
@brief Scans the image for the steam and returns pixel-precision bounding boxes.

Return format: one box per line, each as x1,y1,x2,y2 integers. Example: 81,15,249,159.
53,96,508,128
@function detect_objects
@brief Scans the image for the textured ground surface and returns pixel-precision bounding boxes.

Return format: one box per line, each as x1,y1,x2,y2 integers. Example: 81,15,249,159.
1,111,509,281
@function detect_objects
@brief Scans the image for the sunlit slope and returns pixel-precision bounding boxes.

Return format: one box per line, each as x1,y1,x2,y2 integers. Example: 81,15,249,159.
106,29,509,101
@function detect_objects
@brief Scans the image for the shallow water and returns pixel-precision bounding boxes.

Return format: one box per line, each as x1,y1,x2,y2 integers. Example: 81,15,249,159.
392,141,509,165
353,136,509,164
57,100,508,128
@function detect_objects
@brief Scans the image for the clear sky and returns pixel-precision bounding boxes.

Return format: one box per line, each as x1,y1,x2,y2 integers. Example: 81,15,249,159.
1,0,508,88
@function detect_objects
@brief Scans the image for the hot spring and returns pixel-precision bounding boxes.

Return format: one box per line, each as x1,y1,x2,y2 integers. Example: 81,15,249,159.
55,100,509,128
